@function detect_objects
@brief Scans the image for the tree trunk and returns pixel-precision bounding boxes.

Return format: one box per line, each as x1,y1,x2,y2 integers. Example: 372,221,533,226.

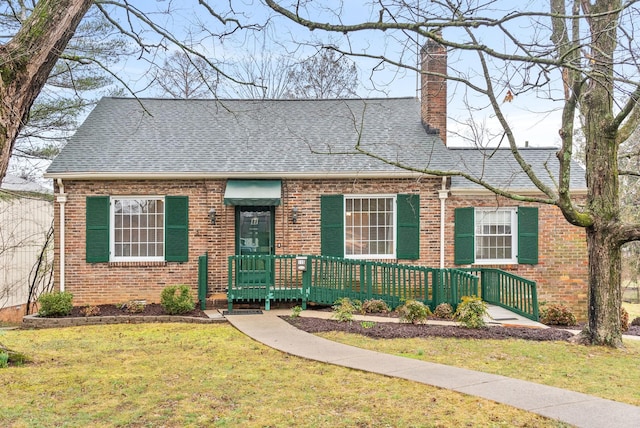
0,0,93,180
582,227,623,347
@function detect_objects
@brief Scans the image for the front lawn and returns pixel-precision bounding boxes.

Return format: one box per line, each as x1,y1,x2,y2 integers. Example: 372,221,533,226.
624,302,640,321
319,331,640,406
0,324,567,427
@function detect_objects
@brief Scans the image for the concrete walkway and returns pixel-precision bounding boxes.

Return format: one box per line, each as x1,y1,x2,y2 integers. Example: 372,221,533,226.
219,307,640,428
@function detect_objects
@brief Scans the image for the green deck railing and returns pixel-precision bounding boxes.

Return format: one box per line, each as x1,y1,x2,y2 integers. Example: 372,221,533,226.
307,256,439,309
460,268,539,321
227,255,306,310
228,255,537,316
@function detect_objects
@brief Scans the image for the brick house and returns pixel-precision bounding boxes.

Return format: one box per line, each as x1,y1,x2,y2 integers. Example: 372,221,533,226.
44,46,588,319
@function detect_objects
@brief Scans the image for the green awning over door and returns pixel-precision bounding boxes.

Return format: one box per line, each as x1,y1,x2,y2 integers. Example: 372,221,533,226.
223,180,282,206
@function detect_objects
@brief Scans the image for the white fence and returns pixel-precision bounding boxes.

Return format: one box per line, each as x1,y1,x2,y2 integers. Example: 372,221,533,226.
0,192,54,314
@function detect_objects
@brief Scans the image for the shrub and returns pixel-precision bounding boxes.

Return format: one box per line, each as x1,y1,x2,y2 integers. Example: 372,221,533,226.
631,317,640,327
621,307,629,332
117,300,146,314
539,303,577,326
290,306,302,318
454,296,488,329
397,300,431,324
331,297,362,322
362,299,390,314
160,285,195,315
38,291,73,317
0,352,8,369
433,302,454,319
80,305,101,317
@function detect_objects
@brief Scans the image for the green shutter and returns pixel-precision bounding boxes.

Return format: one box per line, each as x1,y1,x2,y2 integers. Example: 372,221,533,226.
396,194,420,259
454,207,475,265
165,196,189,262
86,196,110,263
518,206,538,264
321,195,344,257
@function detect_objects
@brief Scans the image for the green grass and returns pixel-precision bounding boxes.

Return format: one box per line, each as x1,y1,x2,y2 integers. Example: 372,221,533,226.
319,331,640,406
0,324,569,427
623,302,640,321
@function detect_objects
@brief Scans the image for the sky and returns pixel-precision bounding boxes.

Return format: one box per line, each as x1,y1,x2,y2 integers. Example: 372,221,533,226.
106,0,565,148
8,0,568,182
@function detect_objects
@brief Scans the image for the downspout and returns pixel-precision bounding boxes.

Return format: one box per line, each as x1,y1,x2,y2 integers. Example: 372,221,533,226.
56,179,67,292
438,176,449,269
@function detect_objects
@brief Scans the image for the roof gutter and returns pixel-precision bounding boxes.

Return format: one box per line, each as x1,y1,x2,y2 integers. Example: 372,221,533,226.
44,171,434,181
449,187,588,196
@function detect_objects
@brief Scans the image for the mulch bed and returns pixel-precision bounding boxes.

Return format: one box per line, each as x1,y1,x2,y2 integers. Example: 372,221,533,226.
66,303,209,318
51,304,640,341
284,313,640,341
284,316,578,341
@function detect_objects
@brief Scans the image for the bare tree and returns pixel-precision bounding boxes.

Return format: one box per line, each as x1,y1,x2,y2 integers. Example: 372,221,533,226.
225,53,294,99
223,48,358,99
0,1,265,182
2,4,129,179
152,51,218,99
266,0,640,346
0,0,93,182
285,49,358,98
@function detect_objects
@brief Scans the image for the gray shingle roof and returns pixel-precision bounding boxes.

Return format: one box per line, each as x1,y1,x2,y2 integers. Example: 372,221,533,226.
46,97,586,191
448,147,586,191
46,97,454,177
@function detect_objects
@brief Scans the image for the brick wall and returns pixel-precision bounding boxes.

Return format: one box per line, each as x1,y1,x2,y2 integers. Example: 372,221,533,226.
53,177,443,305
54,179,226,305
445,195,588,321
52,178,588,320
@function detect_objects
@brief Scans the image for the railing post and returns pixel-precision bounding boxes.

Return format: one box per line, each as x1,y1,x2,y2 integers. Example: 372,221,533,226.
432,269,441,306
227,256,234,312
300,255,311,310
265,255,272,311
198,252,208,310
366,262,373,301
480,269,487,299
531,281,539,321
451,270,458,304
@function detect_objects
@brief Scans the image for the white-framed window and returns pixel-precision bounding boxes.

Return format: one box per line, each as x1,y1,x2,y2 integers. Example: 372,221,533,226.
111,197,165,261
344,195,396,259
475,208,517,264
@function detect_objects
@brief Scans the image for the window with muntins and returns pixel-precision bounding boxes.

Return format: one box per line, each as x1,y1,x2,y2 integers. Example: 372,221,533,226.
345,195,396,258
112,198,165,261
475,208,517,263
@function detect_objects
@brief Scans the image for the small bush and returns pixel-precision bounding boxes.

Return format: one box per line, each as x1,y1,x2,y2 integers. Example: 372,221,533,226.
631,316,640,327
433,302,454,319
360,321,376,329
38,291,73,317
160,285,195,315
80,305,101,317
362,299,390,314
621,307,629,332
397,300,431,324
0,352,8,369
454,296,488,329
540,303,577,326
331,297,362,322
117,300,146,314
290,306,302,318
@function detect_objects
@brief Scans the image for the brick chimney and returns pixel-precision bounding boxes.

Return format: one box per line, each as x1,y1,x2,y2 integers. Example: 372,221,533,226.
421,37,448,145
